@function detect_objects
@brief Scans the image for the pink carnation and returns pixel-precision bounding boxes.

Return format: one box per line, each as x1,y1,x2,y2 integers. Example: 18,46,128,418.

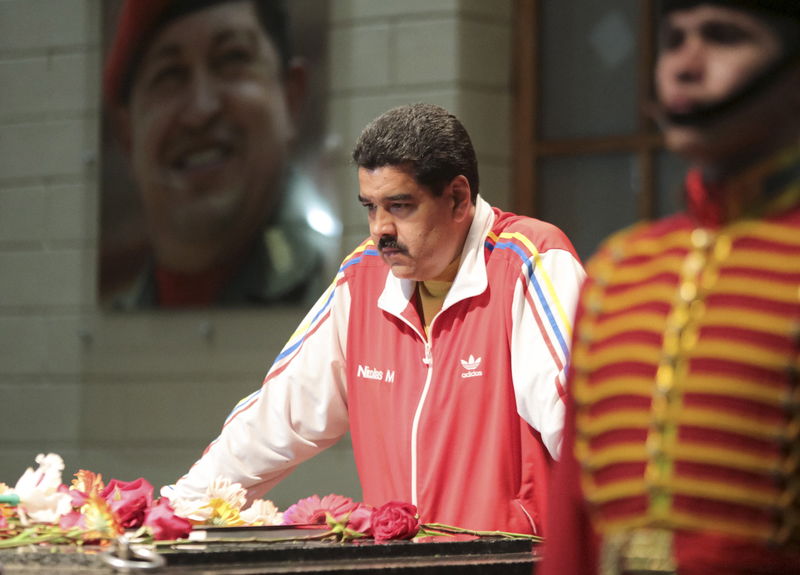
282,494,357,525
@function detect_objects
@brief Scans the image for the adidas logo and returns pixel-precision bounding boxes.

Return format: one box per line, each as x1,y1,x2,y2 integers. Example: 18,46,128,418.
460,355,481,370
460,355,483,378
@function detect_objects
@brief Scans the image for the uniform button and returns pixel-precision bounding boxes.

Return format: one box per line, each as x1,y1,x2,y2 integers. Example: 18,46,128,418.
679,281,699,302
683,252,705,274
656,365,675,393
691,228,713,249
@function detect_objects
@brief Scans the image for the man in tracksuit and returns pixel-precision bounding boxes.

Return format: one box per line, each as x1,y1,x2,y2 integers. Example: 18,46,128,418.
164,103,586,535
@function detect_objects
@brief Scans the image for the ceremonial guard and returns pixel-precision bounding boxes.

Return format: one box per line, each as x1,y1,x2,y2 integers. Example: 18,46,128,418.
543,1,800,573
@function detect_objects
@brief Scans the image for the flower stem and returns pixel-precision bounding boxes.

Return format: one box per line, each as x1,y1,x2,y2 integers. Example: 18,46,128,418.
0,528,84,549
154,530,340,548
419,523,543,542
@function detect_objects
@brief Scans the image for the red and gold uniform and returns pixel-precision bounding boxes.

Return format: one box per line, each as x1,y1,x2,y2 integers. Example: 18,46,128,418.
544,146,800,575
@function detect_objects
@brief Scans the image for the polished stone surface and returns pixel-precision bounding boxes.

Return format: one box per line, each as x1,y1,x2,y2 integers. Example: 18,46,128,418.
0,536,539,574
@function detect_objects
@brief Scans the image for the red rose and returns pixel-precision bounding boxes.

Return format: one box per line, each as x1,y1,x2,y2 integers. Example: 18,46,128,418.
370,502,420,542
143,498,192,541
101,478,154,529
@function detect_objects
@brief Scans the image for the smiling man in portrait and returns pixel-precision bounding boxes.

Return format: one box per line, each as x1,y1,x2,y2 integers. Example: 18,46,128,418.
102,0,336,308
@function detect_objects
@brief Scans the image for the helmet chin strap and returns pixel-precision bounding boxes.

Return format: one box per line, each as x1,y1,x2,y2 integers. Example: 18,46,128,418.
663,43,800,127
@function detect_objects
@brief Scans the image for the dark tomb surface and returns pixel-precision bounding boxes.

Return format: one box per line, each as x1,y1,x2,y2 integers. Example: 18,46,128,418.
0,535,540,574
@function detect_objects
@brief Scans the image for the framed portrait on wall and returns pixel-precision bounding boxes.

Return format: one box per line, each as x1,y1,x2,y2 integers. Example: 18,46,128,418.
99,0,340,310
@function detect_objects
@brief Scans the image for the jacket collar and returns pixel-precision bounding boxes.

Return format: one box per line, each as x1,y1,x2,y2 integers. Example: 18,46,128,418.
686,144,800,227
377,195,494,317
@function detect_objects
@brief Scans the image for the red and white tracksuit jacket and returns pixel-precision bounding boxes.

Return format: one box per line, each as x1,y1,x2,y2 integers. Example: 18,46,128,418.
165,196,585,534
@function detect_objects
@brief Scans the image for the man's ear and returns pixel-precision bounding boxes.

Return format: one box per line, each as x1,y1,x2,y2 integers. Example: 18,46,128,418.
449,175,472,222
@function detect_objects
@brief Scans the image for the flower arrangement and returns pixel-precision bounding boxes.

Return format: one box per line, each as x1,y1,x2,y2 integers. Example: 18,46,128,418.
274,494,541,544
0,454,192,548
0,454,542,551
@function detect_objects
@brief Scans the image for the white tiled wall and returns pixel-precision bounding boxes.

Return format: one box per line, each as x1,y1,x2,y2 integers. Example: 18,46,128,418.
0,0,512,509
0,0,99,484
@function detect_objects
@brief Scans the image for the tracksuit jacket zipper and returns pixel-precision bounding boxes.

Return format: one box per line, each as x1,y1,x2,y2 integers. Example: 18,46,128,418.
389,292,440,510
410,339,433,507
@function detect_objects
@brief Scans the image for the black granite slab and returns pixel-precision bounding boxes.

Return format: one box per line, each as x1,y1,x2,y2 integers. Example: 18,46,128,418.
0,536,539,574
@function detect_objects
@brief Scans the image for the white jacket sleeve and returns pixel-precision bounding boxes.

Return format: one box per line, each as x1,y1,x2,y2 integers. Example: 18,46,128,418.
510,246,585,460
162,277,351,504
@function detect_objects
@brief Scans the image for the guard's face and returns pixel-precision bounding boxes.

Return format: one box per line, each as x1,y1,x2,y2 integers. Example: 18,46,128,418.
358,166,469,281
123,2,299,267
655,5,785,164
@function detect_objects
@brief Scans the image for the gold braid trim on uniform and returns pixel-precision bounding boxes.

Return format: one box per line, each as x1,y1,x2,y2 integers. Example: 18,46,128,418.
606,254,685,284
712,276,799,303
575,344,662,371
676,407,787,439
577,411,652,436
725,248,800,272
575,377,655,404
702,307,797,334
586,478,649,506
585,444,651,470
594,284,678,314
586,312,669,341
692,339,794,369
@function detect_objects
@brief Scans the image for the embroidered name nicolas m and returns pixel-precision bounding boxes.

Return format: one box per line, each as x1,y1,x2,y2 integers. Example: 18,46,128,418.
357,364,395,383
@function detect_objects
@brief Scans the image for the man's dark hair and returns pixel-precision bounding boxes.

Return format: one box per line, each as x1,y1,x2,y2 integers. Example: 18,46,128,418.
352,103,480,202
119,0,291,106
660,0,800,56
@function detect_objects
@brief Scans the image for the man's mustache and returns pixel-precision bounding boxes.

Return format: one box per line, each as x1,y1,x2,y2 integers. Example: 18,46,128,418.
378,236,406,253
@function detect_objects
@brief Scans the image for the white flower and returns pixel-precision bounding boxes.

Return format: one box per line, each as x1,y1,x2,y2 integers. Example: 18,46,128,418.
240,500,284,526
161,477,249,523
12,453,72,525
168,495,214,522
205,477,247,510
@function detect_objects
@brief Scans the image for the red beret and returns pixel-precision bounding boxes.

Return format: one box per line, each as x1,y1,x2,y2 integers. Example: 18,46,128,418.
104,0,241,107
103,0,173,108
